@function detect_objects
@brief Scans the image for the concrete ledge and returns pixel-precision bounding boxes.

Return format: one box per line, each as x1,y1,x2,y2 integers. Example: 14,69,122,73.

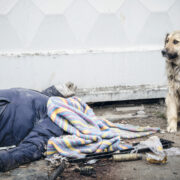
76,85,168,103
0,46,162,57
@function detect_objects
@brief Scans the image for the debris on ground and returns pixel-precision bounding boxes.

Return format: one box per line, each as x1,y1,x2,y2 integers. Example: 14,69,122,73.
97,113,148,121
49,160,66,180
164,147,180,156
74,166,96,178
86,159,98,165
115,106,145,112
133,136,167,164
46,154,69,180
111,153,142,162
1,102,180,180
98,105,148,121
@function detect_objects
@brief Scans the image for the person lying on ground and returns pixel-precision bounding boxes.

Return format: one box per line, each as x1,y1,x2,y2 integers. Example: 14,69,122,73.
0,83,76,172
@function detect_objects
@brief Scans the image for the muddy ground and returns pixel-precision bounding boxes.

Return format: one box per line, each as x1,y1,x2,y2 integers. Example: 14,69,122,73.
1,99,180,180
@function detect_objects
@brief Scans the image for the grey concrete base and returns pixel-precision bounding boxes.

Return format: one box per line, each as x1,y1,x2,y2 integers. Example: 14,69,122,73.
77,85,168,103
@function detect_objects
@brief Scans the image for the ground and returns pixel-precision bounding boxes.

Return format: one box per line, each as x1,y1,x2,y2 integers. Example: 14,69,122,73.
1,99,180,180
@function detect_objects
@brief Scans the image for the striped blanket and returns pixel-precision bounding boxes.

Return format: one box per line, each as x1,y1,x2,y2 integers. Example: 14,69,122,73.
46,97,160,158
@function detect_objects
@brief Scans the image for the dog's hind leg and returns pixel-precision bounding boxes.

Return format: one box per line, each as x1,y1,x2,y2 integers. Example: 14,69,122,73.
166,93,178,132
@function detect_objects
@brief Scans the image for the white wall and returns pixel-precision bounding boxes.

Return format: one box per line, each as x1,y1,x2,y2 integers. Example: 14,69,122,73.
0,0,179,101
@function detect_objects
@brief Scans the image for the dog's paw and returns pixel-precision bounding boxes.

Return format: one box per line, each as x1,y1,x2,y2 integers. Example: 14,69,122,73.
167,124,177,133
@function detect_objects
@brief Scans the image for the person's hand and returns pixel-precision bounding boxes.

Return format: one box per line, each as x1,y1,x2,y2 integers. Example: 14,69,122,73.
55,82,77,97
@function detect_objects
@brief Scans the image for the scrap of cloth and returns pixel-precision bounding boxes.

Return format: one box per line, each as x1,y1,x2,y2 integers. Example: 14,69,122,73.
47,97,160,158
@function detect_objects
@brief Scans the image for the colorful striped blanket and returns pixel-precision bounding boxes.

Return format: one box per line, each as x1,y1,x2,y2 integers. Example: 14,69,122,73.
46,97,160,158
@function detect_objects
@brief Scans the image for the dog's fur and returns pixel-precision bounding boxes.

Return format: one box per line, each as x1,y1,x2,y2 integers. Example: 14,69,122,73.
162,31,180,132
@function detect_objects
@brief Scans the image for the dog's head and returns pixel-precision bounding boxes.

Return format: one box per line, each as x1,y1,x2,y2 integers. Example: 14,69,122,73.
162,31,180,61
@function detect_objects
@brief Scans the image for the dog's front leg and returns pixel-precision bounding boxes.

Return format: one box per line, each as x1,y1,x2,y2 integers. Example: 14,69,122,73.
166,92,178,132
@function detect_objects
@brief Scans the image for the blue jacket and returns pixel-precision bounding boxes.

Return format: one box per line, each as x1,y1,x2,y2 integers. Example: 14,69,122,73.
0,88,64,171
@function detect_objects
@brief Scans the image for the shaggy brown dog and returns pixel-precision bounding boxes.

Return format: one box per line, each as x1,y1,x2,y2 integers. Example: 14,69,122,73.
162,31,180,132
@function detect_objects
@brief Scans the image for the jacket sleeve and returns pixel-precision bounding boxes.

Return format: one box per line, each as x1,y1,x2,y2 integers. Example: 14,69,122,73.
0,117,63,172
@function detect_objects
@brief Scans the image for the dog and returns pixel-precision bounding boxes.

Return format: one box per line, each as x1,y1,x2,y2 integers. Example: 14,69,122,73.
162,31,180,132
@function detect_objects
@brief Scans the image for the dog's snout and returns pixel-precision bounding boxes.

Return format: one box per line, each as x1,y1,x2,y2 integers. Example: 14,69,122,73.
161,49,167,57
168,52,178,60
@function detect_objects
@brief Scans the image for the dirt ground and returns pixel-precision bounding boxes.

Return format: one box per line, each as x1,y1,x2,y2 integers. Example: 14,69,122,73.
1,99,180,180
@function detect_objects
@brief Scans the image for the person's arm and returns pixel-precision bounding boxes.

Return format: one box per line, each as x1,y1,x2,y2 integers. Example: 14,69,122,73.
0,117,63,172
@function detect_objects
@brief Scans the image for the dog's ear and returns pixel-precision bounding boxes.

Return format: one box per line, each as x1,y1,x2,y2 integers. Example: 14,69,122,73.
165,33,169,44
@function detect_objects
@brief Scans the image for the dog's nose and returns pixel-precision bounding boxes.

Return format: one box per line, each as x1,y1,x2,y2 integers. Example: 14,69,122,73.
161,49,166,57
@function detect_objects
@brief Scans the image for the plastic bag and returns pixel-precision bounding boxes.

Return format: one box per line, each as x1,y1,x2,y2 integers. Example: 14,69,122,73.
134,136,167,164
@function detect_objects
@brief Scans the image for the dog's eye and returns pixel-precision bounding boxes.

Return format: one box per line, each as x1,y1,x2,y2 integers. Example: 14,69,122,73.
173,40,179,44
